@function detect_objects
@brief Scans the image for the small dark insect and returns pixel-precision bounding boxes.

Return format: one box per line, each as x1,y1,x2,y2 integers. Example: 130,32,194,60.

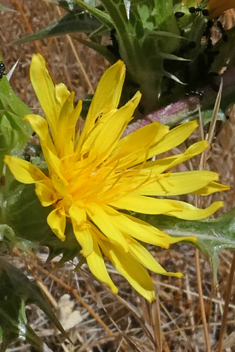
189,7,209,16
204,19,214,49
24,153,31,162
174,11,185,19
107,29,121,59
207,19,214,29
0,61,5,80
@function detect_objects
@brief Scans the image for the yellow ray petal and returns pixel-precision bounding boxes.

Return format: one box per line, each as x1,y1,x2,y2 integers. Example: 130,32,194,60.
30,54,60,129
119,121,169,152
146,141,209,173
55,82,70,107
128,237,183,278
69,202,87,226
109,194,183,214
87,233,118,294
57,98,82,157
4,155,48,184
125,213,197,244
89,92,141,162
86,203,129,252
149,120,199,157
102,204,171,247
78,60,126,148
138,170,220,196
166,200,224,220
100,240,156,302
24,114,56,155
47,207,66,241
35,182,57,206
193,181,230,195
106,121,161,168
69,203,93,257
73,226,93,258
42,145,67,183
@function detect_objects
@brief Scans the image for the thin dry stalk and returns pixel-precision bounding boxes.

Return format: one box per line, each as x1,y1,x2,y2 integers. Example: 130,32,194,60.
192,80,224,352
55,6,95,93
217,252,235,352
150,298,163,352
195,249,212,352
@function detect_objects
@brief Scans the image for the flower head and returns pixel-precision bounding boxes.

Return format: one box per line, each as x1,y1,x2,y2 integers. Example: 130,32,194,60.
4,54,229,301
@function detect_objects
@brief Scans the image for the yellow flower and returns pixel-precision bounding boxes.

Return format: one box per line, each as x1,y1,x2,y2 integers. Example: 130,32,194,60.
4,54,229,302
207,0,235,18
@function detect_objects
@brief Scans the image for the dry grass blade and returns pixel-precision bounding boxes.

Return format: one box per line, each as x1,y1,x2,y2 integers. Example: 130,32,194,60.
150,296,163,351
207,79,223,146
195,249,212,352
192,80,224,352
217,252,235,352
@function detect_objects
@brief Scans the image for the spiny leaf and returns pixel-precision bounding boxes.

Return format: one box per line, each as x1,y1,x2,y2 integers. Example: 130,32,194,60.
0,65,32,173
74,0,113,28
137,209,235,280
0,257,70,351
13,11,101,45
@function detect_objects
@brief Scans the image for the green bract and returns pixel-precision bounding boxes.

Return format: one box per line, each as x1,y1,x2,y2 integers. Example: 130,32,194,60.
1,172,81,262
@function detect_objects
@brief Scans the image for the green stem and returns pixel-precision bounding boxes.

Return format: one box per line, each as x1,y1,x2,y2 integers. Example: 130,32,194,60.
100,0,143,72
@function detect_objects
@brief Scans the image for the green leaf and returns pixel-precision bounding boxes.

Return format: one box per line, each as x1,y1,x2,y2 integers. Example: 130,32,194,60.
137,209,235,280
0,301,44,352
74,0,113,28
0,257,70,351
51,0,100,10
13,11,102,45
0,69,32,173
